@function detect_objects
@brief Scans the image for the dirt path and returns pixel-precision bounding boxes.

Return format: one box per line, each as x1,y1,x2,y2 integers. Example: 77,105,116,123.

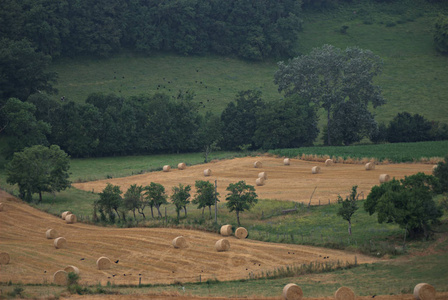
72,156,434,205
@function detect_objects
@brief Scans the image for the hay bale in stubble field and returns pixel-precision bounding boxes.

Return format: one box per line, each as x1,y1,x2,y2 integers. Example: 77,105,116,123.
235,227,248,239
53,270,68,285
178,162,187,170
414,283,436,300
163,165,171,172
61,211,71,220
365,162,375,170
46,228,59,239
379,174,390,183
204,168,212,176
54,237,67,249
254,161,262,168
282,283,303,300
64,265,80,275
0,252,10,265
334,287,355,300
284,158,290,165
220,225,233,236
97,256,111,270
256,177,265,186
258,172,267,180
325,159,334,166
65,214,77,224
311,166,320,174
172,236,187,248
215,239,230,252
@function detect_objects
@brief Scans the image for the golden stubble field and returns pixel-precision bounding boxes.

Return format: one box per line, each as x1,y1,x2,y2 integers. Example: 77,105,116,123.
1,157,443,299
73,156,435,204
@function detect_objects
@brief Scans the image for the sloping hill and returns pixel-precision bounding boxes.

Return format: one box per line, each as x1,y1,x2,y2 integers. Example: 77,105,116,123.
0,189,378,286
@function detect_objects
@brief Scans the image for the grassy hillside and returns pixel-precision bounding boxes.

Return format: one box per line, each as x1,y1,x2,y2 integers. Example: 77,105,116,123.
49,0,448,127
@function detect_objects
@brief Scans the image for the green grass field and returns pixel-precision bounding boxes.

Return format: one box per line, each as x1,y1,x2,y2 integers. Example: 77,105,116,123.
49,0,448,128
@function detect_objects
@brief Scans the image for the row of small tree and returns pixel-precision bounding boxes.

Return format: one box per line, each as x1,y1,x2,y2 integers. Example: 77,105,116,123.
94,180,258,227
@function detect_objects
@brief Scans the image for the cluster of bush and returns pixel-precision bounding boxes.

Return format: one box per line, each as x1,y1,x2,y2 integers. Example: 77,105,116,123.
370,112,448,144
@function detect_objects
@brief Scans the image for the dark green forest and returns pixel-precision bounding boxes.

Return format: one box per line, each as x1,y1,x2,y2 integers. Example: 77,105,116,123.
1,0,448,159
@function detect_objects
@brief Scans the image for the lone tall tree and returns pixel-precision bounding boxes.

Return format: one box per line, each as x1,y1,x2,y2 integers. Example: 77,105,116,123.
6,145,70,202
337,185,360,236
225,181,258,226
274,44,385,145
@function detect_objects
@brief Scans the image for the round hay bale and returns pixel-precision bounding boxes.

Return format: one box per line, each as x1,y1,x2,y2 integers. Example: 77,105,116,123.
61,211,71,220
256,177,265,186
215,239,230,252
53,270,68,285
46,228,59,239
258,172,267,180
235,227,248,239
178,162,187,170
334,286,355,300
64,265,80,275
97,256,111,270
172,236,187,249
311,166,321,174
325,159,334,166
284,158,290,166
282,283,303,300
204,168,212,176
379,174,390,183
163,165,171,172
65,214,77,224
414,283,436,300
54,237,67,249
365,162,375,170
0,202,3,211
254,161,262,168
220,224,233,236
0,252,10,265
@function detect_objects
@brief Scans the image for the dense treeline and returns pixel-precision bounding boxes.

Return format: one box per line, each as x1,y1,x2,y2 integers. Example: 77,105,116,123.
2,91,319,158
0,0,302,60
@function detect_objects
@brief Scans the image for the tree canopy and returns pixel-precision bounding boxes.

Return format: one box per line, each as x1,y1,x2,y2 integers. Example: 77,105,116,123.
364,173,443,238
192,180,217,218
274,44,385,145
225,181,258,226
6,145,70,202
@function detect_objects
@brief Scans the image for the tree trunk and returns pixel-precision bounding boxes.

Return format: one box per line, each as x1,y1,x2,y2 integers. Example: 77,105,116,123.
202,207,205,217
156,204,163,218
150,206,154,218
38,191,42,203
133,209,136,220
327,109,332,146
184,206,187,217
177,209,180,220
236,210,240,227
348,220,352,236
209,206,212,218
114,209,121,220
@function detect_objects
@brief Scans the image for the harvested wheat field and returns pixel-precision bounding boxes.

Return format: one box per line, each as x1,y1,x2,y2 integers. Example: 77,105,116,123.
0,190,378,287
73,156,434,204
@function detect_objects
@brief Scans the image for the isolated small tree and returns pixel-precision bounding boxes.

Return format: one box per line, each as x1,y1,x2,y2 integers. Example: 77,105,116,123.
144,182,168,218
96,183,123,222
337,186,360,235
225,181,258,226
192,180,218,218
364,173,443,239
6,144,70,202
123,184,144,219
171,183,191,219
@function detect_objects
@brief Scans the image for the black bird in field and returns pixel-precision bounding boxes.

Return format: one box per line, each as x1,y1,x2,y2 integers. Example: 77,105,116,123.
44,270,46,273
115,260,119,264
112,274,116,277
123,274,126,276
372,295,376,298
80,258,85,261
139,274,142,276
